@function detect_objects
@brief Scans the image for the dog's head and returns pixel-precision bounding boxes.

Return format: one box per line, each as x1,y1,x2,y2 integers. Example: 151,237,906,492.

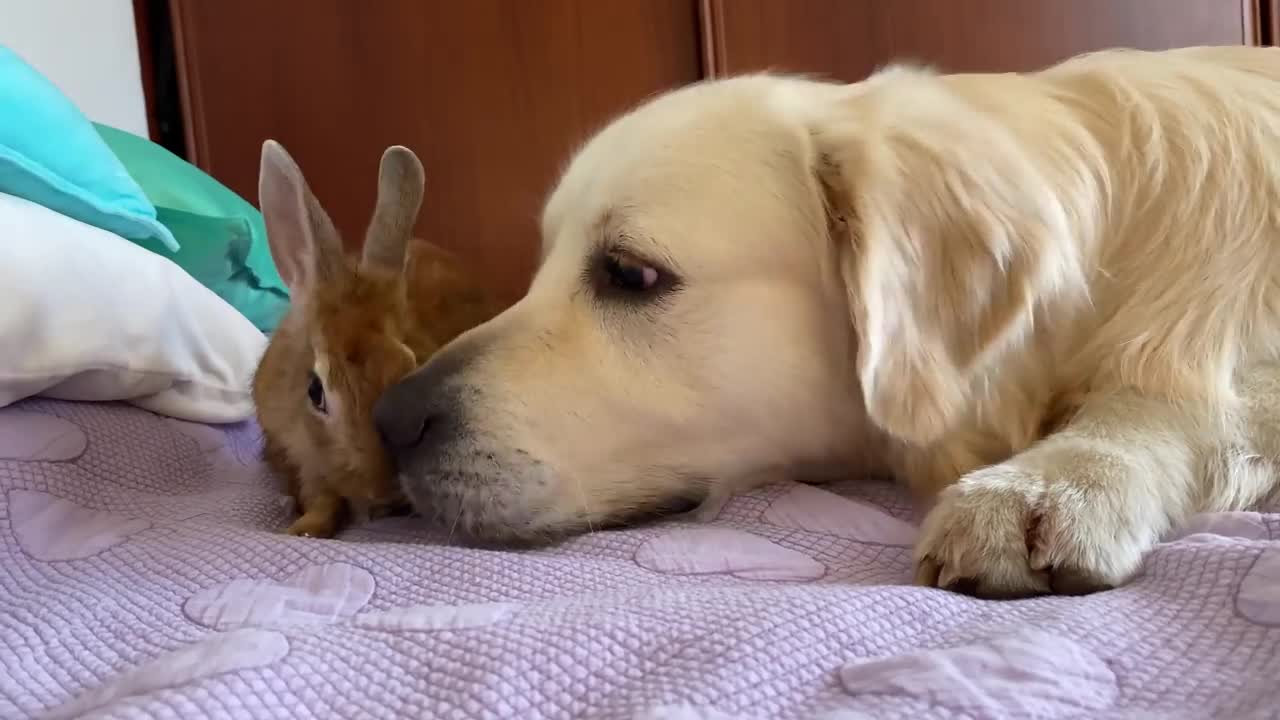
375,71,1086,543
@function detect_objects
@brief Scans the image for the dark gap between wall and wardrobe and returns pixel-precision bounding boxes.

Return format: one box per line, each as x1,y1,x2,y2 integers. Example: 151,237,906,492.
133,0,188,158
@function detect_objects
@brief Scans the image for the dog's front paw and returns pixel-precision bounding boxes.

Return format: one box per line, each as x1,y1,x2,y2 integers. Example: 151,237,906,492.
914,465,1049,598
1025,451,1153,594
915,453,1151,598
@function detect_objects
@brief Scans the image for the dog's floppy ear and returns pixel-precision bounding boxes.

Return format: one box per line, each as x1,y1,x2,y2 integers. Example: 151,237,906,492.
812,74,1086,447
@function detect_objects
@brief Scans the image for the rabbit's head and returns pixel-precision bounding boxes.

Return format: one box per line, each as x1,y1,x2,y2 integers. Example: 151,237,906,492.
251,140,426,512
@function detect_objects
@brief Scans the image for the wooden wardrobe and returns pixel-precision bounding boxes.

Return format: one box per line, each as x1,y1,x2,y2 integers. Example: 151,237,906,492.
143,0,1270,303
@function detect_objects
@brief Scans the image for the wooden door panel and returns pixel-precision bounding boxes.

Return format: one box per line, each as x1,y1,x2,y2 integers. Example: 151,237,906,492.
172,0,702,302
703,0,1259,80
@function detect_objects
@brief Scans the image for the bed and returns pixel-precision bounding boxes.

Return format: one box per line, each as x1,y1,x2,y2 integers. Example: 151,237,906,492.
3,42,1279,720
2,397,1277,720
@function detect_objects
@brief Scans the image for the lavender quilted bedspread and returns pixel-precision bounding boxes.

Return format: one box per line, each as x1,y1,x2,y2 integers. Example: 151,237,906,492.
1,399,1278,719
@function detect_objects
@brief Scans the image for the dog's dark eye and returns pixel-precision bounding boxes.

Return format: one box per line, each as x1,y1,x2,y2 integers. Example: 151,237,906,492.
602,251,660,293
307,371,327,414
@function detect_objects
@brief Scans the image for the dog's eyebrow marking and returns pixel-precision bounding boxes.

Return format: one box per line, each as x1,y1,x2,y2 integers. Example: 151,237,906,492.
596,208,682,274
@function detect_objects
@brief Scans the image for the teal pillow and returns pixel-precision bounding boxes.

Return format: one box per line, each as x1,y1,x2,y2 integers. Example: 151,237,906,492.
0,46,177,251
94,123,290,333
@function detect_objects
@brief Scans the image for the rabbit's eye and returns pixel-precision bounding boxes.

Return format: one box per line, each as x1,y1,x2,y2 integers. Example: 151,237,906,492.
307,371,327,414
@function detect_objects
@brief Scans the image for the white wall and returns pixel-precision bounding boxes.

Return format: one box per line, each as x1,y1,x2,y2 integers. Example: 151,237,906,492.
0,0,149,137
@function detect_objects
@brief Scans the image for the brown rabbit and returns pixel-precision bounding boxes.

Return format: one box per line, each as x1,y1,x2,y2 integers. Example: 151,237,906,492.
252,139,502,538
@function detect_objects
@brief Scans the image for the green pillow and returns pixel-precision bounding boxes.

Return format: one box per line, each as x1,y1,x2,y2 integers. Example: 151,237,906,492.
93,123,289,333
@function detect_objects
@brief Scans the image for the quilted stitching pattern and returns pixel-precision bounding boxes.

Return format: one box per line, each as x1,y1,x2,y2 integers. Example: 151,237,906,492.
0,399,1278,719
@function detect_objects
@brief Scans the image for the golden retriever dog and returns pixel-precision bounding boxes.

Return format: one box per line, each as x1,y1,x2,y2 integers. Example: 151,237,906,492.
374,45,1280,597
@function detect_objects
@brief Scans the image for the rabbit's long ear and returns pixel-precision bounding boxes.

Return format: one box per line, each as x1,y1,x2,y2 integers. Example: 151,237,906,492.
362,145,425,274
258,139,344,292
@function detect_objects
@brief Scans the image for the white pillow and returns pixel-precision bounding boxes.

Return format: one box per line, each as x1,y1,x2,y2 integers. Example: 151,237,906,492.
0,192,266,422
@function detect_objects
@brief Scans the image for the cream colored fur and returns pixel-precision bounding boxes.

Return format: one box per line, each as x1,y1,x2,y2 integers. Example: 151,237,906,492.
403,46,1280,596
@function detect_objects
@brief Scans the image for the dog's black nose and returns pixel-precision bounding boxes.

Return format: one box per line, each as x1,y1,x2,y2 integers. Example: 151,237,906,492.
374,387,432,451
374,372,453,457
375,333,486,464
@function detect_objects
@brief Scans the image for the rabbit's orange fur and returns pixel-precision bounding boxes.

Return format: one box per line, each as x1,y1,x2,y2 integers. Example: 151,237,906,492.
252,142,501,538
